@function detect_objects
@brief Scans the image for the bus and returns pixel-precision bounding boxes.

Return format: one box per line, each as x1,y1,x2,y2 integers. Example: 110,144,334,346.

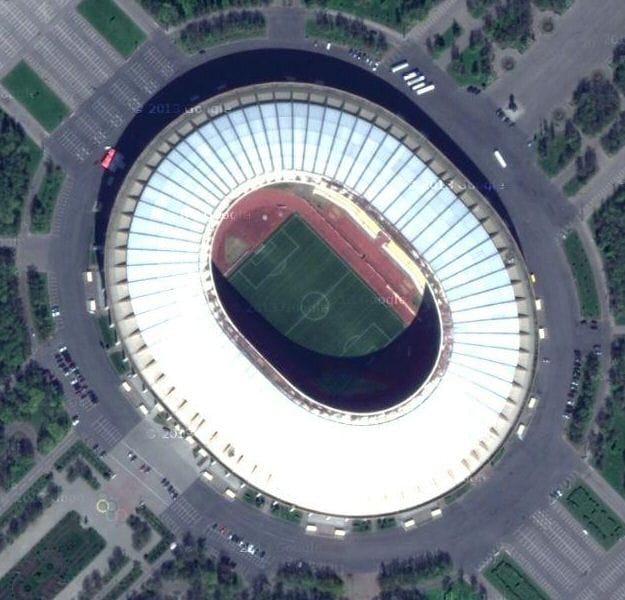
493,149,507,168
403,71,419,81
391,60,409,73
416,83,436,95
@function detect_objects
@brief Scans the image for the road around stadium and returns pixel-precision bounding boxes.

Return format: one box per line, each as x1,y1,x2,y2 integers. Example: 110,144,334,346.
37,42,588,576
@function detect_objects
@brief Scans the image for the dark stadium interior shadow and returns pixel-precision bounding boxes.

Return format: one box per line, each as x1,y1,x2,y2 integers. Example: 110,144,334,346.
94,48,522,263
211,265,440,412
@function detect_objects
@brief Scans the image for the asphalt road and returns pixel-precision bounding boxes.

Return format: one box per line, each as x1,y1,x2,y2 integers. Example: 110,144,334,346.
29,26,602,578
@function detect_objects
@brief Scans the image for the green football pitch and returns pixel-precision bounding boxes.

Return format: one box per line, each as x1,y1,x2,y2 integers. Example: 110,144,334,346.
228,214,405,357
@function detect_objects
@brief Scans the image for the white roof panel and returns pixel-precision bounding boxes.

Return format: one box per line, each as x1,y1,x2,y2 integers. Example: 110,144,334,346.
110,97,529,517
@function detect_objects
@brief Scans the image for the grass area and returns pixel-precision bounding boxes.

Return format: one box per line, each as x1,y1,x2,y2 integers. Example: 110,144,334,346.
30,162,64,234
55,440,113,480
573,75,620,137
535,119,581,176
26,267,54,340
270,502,303,523
0,511,105,598
425,580,483,599
305,12,388,58
0,472,61,551
140,0,269,27
352,519,372,532
110,350,129,375
0,362,70,489
302,0,442,32
0,249,29,378
447,35,495,88
228,214,405,358
277,562,345,596
444,480,472,505
592,183,625,323
592,339,625,496
601,111,625,155
0,472,52,530
563,232,600,319
376,517,397,530
66,457,101,490
177,10,266,53
428,20,462,59
563,147,598,197
533,0,574,13
101,560,142,600
567,352,600,445
2,61,69,132
563,481,625,549
0,443,35,491
243,488,266,508
378,551,452,590
485,0,533,52
484,553,549,600
97,315,117,349
136,504,175,564
0,110,42,236
77,0,145,58
467,0,496,18
564,172,596,197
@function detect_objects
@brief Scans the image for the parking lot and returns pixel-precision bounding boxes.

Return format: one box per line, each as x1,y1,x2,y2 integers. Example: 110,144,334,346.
500,491,625,599
50,40,181,164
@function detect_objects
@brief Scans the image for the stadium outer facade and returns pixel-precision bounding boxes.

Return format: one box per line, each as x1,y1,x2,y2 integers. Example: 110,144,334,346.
104,83,538,518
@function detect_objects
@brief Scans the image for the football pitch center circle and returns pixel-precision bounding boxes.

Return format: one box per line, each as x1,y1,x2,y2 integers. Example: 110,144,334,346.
300,291,331,322
105,82,538,517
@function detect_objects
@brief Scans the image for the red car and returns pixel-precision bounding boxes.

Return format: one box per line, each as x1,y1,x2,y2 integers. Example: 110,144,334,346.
100,147,117,169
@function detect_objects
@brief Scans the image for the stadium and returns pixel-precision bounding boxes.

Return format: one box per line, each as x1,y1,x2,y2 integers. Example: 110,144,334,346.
104,82,538,518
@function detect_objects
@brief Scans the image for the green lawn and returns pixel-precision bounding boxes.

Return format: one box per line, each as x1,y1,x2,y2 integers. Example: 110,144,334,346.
305,16,387,59
97,315,117,349
303,0,442,32
0,113,42,236
425,581,483,599
447,38,495,87
78,0,146,58
598,401,625,493
110,350,129,375
27,268,54,340
566,352,600,445
429,21,462,59
30,162,64,234
270,503,303,523
178,12,267,53
536,120,581,176
0,511,105,598
593,339,625,493
228,214,405,358
2,62,69,132
563,231,600,318
484,554,549,600
55,440,113,480
563,481,625,549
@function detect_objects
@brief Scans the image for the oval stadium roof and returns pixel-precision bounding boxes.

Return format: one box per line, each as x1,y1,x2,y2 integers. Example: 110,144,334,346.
105,84,537,517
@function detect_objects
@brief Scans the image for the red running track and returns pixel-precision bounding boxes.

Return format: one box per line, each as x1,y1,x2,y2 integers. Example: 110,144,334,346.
211,187,420,325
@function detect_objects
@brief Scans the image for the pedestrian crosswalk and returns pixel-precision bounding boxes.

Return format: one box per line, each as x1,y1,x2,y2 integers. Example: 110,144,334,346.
90,414,125,448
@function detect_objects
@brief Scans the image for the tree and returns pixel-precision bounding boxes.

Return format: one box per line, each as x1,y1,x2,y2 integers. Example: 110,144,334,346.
573,75,620,135
157,3,181,27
